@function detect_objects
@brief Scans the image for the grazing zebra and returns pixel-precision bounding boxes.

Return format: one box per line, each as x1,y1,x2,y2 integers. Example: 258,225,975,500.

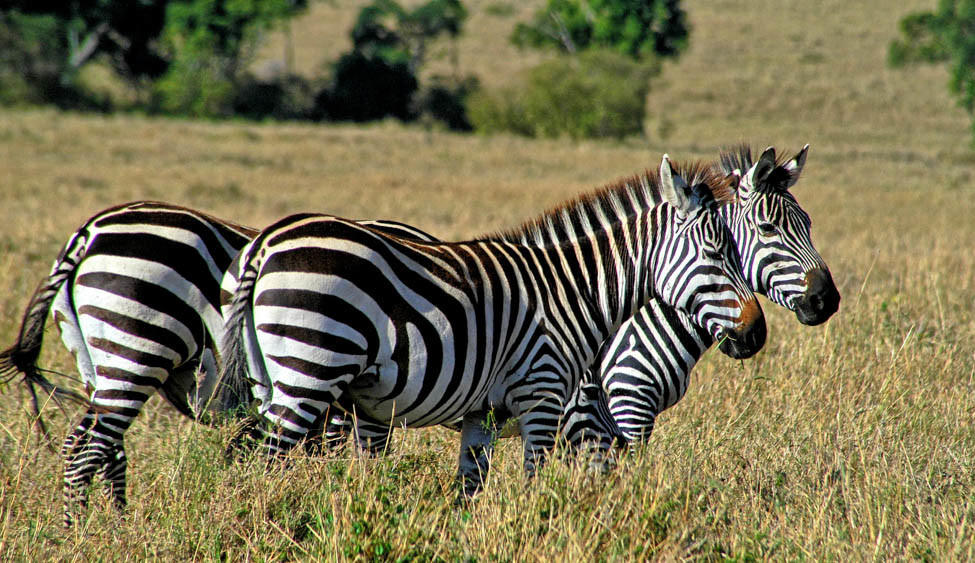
322,144,839,455
218,155,767,495
0,201,437,526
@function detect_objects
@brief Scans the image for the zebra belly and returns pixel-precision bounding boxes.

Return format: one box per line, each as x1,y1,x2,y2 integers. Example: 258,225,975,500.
341,333,492,428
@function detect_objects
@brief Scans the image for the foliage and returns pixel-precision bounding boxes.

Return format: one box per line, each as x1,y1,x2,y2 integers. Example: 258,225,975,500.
0,1,306,116
0,0,475,125
322,51,419,122
323,0,470,127
889,0,975,143
512,0,688,60
0,2,169,109
468,49,657,139
0,0,170,86
153,0,307,117
232,73,317,121
0,12,69,106
414,75,479,131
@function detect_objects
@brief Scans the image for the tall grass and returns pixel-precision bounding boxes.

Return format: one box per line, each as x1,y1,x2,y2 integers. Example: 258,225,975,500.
1,0,973,560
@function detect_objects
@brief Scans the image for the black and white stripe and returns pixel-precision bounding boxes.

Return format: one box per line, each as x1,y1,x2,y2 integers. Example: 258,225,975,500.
598,145,840,443
335,146,840,455
326,146,839,458
0,201,435,526
0,202,256,525
218,156,767,495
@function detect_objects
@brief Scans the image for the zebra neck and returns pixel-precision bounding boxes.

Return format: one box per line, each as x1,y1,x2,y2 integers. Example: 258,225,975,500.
566,208,657,354
717,200,742,233
496,208,656,373
657,300,715,351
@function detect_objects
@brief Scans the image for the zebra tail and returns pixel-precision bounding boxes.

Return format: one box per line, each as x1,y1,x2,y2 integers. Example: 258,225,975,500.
214,251,262,417
0,234,89,413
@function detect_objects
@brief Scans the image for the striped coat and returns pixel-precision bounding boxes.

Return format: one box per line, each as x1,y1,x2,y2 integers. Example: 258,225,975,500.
218,156,767,494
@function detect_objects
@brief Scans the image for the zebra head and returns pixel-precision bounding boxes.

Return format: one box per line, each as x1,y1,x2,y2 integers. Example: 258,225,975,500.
653,155,766,359
719,145,840,326
558,373,625,461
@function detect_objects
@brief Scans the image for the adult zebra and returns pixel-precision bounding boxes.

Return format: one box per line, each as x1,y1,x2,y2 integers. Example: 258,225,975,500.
598,145,839,443
217,155,767,495
322,145,839,455
0,201,438,526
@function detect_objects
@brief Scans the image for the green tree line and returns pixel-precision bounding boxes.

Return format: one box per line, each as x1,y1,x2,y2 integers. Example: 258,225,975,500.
1,0,691,139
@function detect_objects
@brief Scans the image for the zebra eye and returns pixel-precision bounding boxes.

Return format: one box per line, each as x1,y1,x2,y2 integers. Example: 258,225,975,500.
704,248,723,261
758,223,779,237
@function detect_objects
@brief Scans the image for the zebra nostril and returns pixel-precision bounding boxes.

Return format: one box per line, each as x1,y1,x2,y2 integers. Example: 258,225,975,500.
810,293,824,312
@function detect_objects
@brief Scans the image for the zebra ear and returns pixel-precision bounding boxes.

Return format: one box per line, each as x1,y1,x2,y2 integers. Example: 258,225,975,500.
659,154,691,217
780,144,809,190
742,146,776,196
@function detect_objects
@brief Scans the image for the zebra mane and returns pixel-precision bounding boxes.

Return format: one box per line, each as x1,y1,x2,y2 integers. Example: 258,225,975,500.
717,144,798,193
484,159,735,245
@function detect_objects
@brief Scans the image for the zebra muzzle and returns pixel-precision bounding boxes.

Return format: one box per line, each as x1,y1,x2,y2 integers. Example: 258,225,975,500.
795,268,840,326
716,299,766,359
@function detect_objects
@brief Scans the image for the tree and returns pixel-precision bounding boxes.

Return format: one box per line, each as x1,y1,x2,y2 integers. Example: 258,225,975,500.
512,0,688,60
485,0,680,139
0,1,170,86
154,0,308,116
0,1,171,107
324,0,468,124
0,0,306,114
889,1,975,143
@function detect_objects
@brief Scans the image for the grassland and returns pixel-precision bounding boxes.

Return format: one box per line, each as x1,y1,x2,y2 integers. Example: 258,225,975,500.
1,0,974,560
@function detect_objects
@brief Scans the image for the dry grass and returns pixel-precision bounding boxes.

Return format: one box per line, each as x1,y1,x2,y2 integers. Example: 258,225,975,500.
1,0,974,560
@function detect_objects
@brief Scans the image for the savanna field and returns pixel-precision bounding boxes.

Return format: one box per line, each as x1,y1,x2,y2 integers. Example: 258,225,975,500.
1,0,974,560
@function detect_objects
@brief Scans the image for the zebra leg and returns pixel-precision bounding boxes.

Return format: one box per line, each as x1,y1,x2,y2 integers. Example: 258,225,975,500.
260,390,346,458
61,410,131,527
352,418,395,457
621,413,656,444
456,411,499,498
516,391,567,479
99,441,128,512
305,408,392,457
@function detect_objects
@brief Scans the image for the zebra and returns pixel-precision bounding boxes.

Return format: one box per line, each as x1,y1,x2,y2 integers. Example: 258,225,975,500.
0,201,438,526
217,155,767,496
600,145,839,443
322,144,839,456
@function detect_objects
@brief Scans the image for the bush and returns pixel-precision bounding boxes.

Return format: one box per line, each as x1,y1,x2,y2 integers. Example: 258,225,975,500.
888,3,975,144
414,75,479,131
511,0,688,60
321,51,419,122
468,50,657,139
151,57,236,117
232,74,317,121
0,11,92,108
